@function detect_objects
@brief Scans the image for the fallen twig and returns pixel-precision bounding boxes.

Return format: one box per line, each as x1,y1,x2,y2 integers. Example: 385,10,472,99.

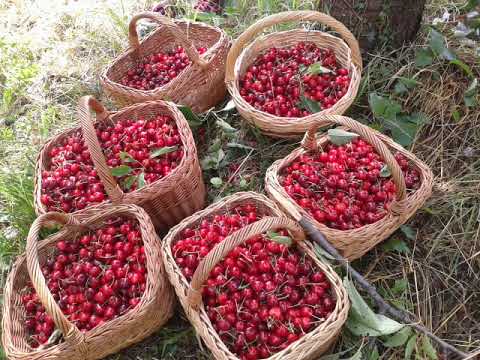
299,217,470,359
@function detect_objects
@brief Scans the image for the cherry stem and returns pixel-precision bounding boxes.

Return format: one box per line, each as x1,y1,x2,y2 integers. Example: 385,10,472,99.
299,217,470,359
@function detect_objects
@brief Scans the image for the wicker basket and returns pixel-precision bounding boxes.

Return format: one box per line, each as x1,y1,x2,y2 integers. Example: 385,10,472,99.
2,204,175,360
265,115,434,260
225,10,362,138
162,192,349,360
100,12,230,113
34,96,205,231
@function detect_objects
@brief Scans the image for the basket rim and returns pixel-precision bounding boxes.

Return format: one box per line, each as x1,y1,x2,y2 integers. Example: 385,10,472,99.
161,191,350,360
265,127,434,236
100,18,230,97
2,204,172,357
226,28,361,125
34,99,198,216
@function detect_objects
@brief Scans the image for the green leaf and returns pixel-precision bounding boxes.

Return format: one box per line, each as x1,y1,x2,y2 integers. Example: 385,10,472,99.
313,243,335,260
345,347,363,360
218,99,236,112
405,335,417,360
450,59,474,77
137,172,145,189
299,95,322,113
110,165,132,177
415,48,434,67
119,151,136,163
452,109,461,122
421,336,438,360
380,164,391,177
429,29,457,61
210,177,223,188
344,279,404,337
367,347,379,360
384,118,418,147
216,118,237,133
400,225,416,240
463,0,480,11
201,148,225,170
383,327,413,348
226,142,255,151
328,129,359,145
464,78,478,107
178,105,204,128
391,279,408,295
368,93,402,120
239,178,248,189
123,175,137,190
394,77,421,94
267,231,293,247
150,146,178,158
382,237,410,254
305,62,334,75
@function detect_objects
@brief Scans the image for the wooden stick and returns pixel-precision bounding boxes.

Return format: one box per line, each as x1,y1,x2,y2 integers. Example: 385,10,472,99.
299,217,470,359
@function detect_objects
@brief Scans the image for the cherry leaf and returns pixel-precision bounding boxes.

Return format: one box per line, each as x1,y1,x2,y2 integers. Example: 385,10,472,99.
137,172,145,189
299,95,321,114
123,175,137,190
380,164,392,177
267,231,293,247
110,165,132,177
328,129,359,145
150,146,178,158
119,151,136,163
305,62,334,75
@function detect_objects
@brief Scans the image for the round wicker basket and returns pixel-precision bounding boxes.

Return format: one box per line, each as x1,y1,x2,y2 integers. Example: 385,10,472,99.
101,12,230,113
226,10,362,138
265,115,434,260
34,96,205,231
2,204,174,360
162,192,349,360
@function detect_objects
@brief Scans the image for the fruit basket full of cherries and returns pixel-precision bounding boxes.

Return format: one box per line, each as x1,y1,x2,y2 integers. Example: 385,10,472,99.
101,11,230,113
225,10,362,138
265,115,434,260
2,204,174,360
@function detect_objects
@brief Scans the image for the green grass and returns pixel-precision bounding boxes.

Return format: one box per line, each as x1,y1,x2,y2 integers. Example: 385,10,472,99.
0,0,479,359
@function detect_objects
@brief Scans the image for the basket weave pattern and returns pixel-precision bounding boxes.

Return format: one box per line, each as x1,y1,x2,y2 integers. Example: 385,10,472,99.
2,204,174,360
226,11,362,138
265,115,434,260
162,192,349,360
34,96,205,231
101,12,230,113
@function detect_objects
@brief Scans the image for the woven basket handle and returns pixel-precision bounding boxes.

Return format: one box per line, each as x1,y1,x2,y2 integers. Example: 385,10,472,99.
225,10,362,84
128,12,208,68
26,212,86,344
77,96,124,204
301,115,407,205
187,216,305,308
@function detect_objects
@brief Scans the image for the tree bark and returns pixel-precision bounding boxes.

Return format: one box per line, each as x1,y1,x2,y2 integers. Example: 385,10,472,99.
318,0,426,51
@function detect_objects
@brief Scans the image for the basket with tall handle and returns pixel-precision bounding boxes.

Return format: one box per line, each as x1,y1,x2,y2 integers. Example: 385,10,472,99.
225,10,362,138
101,12,230,113
34,96,205,230
162,192,349,360
2,204,174,360
265,115,434,260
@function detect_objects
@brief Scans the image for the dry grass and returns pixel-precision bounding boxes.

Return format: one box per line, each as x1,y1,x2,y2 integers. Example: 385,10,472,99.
0,0,479,359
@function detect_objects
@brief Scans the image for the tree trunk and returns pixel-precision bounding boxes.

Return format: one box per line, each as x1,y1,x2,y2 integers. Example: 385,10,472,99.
318,0,426,51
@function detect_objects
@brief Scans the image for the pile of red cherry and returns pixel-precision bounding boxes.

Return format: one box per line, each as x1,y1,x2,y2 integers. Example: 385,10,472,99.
40,114,183,213
172,204,335,360
239,42,351,118
21,217,147,347
120,46,207,91
280,137,421,230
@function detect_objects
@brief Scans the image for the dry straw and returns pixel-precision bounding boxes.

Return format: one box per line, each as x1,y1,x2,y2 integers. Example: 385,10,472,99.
225,10,362,138
34,96,205,231
2,204,174,360
162,192,349,360
265,115,434,260
101,12,230,113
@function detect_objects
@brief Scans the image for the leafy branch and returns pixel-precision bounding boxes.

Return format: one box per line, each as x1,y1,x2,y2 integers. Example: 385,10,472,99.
300,218,470,359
